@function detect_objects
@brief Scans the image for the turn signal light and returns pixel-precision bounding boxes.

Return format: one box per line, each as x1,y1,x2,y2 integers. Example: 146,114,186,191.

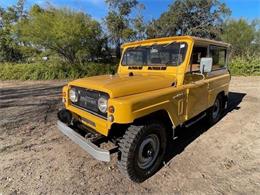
108,115,114,122
108,106,115,113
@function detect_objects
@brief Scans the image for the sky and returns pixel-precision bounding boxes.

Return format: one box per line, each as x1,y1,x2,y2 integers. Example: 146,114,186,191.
1,0,260,22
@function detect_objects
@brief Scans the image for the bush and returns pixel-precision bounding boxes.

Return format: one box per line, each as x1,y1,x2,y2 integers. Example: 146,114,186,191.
1,55,259,80
0,62,117,80
229,55,260,76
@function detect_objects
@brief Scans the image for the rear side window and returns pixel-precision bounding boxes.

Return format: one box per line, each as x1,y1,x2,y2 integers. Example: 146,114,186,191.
189,46,208,72
209,46,227,71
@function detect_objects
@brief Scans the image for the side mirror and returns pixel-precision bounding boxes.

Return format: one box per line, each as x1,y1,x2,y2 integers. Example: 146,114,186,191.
200,57,213,73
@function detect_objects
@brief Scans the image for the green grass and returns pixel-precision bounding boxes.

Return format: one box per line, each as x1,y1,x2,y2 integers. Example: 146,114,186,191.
0,62,117,80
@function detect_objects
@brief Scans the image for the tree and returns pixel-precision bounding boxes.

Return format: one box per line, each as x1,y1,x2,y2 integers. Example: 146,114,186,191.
0,0,26,62
18,5,104,64
133,3,146,40
105,0,143,58
221,19,257,56
146,0,231,39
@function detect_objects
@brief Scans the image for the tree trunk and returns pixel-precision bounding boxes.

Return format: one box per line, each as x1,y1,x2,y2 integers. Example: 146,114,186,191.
116,40,121,59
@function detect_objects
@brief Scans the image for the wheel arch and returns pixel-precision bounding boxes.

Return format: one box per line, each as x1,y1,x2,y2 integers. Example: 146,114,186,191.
108,109,176,139
209,90,227,107
133,109,175,129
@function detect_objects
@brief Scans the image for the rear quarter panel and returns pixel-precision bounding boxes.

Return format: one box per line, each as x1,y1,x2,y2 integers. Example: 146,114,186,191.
207,69,231,106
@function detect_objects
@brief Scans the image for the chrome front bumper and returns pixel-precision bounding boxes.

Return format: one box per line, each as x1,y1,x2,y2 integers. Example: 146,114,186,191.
57,120,110,162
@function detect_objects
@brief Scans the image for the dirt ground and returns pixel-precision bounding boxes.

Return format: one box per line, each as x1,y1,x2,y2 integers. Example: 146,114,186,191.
0,76,260,194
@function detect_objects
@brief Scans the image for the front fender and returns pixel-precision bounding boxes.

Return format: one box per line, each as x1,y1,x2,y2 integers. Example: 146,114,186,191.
108,87,185,127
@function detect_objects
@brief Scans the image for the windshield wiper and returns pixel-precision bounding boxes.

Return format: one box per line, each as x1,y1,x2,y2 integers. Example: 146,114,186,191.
149,43,158,48
165,61,172,66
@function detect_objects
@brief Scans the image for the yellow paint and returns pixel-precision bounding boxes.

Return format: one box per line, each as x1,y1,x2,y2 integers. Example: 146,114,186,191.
62,36,231,136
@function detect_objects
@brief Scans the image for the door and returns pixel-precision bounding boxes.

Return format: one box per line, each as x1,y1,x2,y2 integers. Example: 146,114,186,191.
185,45,209,119
186,77,208,119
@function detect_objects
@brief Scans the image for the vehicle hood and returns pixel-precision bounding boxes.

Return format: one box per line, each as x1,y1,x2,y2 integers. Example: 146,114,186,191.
69,74,176,98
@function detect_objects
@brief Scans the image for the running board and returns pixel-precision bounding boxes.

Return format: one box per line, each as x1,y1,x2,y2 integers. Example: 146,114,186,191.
184,113,206,128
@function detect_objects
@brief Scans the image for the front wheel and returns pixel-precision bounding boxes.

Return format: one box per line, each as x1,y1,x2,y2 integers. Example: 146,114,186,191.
117,122,167,183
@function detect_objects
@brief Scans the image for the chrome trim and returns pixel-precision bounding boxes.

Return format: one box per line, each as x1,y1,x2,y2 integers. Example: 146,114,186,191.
69,86,109,120
57,120,110,162
71,104,107,120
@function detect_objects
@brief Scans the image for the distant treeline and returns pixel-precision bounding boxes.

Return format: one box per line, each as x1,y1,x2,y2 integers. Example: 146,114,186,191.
0,0,259,79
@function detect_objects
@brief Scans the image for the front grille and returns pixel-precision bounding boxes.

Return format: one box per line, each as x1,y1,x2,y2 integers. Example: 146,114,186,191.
70,86,108,118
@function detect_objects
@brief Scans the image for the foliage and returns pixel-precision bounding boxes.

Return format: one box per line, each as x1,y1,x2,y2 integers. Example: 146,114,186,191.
0,1,259,80
221,19,260,56
105,0,146,58
229,55,260,76
17,5,104,65
0,0,26,62
147,0,230,39
0,62,117,80
1,54,259,80
133,4,146,40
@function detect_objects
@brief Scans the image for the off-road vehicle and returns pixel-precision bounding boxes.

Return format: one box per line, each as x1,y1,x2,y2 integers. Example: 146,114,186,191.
57,36,231,182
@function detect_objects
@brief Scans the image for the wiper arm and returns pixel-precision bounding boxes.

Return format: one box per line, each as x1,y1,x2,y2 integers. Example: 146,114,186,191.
165,61,172,65
149,43,158,47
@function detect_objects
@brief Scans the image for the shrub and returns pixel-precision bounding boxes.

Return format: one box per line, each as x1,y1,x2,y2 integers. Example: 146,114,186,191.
1,55,259,80
229,55,260,76
0,62,117,80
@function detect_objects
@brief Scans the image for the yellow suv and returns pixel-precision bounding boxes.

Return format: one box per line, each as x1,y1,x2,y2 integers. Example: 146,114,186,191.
57,36,231,182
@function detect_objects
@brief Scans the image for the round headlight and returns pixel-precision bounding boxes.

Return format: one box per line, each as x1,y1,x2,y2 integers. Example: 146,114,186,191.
98,97,108,113
69,88,78,103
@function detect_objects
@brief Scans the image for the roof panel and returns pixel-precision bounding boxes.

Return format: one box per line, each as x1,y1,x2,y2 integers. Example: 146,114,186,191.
121,36,230,48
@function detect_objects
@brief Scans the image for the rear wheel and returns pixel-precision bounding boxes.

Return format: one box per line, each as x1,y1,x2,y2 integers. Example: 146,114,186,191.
117,121,167,183
207,94,224,125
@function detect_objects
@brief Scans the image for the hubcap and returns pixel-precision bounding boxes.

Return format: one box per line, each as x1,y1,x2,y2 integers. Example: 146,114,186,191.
137,134,160,169
212,99,220,119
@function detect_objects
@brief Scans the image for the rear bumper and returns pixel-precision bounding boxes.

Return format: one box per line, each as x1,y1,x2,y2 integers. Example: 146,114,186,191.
57,120,110,162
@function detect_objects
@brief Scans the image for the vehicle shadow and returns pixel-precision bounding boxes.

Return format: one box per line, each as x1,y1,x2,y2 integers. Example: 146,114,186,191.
163,91,246,166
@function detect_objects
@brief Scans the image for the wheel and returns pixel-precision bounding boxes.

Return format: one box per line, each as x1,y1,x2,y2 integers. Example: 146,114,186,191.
118,121,167,183
207,94,223,125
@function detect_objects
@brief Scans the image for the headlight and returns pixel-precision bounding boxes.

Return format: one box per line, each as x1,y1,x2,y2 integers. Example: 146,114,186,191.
98,97,108,113
69,88,78,103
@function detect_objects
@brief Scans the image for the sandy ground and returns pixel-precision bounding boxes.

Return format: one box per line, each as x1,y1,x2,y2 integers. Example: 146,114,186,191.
0,77,260,194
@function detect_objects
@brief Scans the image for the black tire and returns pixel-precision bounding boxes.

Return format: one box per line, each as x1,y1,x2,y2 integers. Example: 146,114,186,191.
118,121,167,183
206,94,224,125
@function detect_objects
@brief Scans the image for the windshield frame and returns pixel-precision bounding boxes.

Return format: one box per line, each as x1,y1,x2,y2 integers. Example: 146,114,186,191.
121,42,188,67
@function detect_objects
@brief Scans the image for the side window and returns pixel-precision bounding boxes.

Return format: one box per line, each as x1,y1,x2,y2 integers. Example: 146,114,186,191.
209,46,227,70
188,46,207,72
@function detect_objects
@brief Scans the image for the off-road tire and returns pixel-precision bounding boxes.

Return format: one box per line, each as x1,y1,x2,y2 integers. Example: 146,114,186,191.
117,121,167,183
206,94,224,125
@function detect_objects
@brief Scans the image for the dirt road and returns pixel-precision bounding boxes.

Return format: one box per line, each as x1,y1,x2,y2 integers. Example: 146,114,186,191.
0,77,260,194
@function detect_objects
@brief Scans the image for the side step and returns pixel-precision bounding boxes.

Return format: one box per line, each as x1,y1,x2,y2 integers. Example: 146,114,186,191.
184,113,206,128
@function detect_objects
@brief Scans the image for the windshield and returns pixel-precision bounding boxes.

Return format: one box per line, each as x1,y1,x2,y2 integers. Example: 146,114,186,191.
122,42,187,66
